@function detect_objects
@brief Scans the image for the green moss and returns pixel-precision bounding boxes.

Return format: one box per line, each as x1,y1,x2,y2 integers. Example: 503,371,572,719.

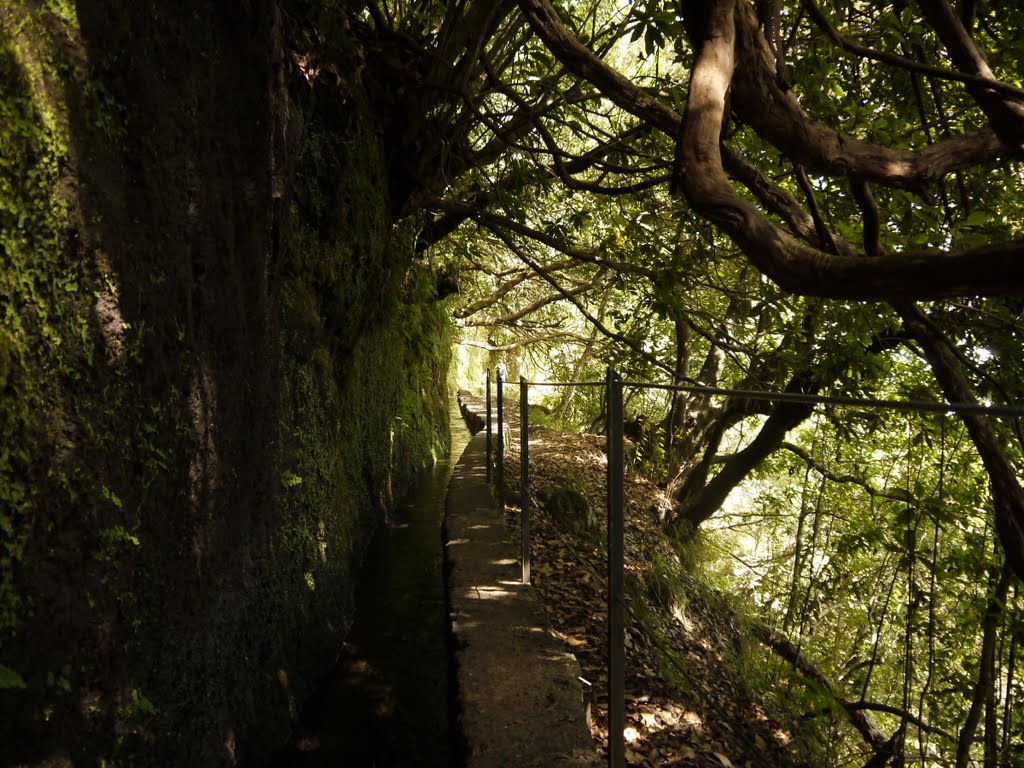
0,10,77,638
258,86,453,757
0,5,214,758
1,5,455,761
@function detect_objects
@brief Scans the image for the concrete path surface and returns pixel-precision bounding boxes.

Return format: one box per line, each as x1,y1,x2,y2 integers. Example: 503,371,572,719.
446,399,599,768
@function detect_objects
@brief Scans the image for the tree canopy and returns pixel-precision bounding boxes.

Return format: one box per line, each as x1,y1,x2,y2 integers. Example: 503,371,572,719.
296,0,1024,762
312,0,1024,578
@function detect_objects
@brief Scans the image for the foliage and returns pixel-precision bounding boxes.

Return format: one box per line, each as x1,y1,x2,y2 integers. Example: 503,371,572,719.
0,5,76,639
379,0,1024,762
3,0,1024,761
710,407,1019,762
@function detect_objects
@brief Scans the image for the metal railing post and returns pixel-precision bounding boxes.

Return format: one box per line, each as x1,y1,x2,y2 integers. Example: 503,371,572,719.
520,375,530,585
606,367,625,768
496,368,505,504
485,369,492,486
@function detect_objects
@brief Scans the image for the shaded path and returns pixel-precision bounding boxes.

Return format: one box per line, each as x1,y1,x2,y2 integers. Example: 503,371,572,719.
447,395,599,768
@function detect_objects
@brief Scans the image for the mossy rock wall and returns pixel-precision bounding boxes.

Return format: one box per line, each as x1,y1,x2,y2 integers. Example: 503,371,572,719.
0,1,449,764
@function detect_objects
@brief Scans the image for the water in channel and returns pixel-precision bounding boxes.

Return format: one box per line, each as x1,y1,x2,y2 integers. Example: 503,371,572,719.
273,401,471,767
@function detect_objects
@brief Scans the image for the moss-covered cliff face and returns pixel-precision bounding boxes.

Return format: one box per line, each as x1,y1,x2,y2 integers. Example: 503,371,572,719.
0,1,450,764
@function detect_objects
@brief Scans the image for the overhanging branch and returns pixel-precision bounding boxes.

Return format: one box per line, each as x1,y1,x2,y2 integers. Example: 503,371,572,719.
517,0,1024,300
487,227,676,376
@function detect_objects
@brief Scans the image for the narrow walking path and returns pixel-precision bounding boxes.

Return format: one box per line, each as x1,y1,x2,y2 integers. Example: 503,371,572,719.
271,393,598,767
446,394,599,768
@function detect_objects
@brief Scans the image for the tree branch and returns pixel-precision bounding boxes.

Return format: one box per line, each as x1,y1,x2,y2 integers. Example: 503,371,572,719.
460,269,604,326
453,259,577,318
917,0,1024,152
672,372,817,532
720,146,860,259
779,442,913,504
801,0,1024,102
724,0,1009,189
488,228,676,376
429,197,660,279
751,621,890,749
850,178,881,259
793,163,838,254
842,702,955,742
894,302,1024,581
517,0,1024,300
457,332,588,352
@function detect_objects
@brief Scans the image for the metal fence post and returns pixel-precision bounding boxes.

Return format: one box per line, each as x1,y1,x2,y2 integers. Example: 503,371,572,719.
496,368,505,504
520,375,530,585
486,369,492,486
606,367,625,768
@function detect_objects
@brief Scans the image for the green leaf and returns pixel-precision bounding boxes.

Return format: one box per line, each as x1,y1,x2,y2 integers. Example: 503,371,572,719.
0,664,26,689
131,687,158,716
101,485,123,509
962,210,989,227
101,526,140,547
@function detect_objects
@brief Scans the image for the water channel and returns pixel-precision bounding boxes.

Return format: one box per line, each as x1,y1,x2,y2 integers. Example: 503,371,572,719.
272,401,472,767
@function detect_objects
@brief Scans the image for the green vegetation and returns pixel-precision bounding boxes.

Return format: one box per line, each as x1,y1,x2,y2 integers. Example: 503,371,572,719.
3,0,1024,764
400,1,1024,763
0,4,77,639
0,2,453,763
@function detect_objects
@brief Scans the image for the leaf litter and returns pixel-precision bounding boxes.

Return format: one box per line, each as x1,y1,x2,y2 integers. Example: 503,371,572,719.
497,420,815,768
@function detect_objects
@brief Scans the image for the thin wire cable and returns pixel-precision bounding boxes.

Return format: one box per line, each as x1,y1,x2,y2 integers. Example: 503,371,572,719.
510,378,1024,417
623,380,1024,418
500,380,607,388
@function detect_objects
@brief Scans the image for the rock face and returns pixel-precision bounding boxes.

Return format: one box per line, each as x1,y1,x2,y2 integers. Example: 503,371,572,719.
0,3,449,764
